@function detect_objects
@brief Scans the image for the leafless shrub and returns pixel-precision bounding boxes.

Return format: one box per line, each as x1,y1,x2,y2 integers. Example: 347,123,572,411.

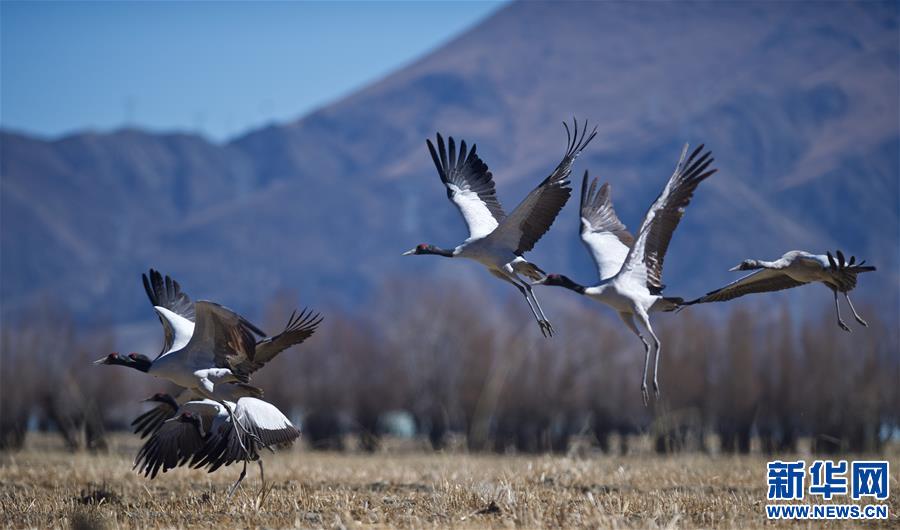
1,298,123,451
3,276,896,455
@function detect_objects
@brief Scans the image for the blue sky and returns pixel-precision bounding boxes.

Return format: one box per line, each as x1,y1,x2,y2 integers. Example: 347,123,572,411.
1,1,505,142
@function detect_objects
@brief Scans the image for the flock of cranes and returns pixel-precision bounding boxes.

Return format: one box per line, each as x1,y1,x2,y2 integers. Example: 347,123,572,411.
404,118,875,405
97,117,875,495
96,269,321,497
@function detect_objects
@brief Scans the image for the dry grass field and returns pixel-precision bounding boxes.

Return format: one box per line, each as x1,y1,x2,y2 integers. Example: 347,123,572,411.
1,435,897,529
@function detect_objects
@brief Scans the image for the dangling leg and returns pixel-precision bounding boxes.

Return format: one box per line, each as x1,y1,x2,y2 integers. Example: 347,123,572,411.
645,318,663,399
633,309,661,400
227,459,248,497
521,280,553,337
619,312,651,406
843,292,868,327
490,270,549,337
832,289,851,332
517,282,548,337
510,260,554,335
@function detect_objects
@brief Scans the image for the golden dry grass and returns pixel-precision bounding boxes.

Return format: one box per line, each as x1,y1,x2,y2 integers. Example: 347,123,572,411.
1,435,897,529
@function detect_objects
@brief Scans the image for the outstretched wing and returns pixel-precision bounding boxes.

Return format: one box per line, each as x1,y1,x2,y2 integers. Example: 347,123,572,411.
235,309,323,375
143,269,196,358
183,301,265,378
427,134,506,240
825,250,877,292
488,118,596,255
133,402,219,479
191,398,299,472
131,389,195,439
687,269,807,304
579,172,634,281
617,144,716,293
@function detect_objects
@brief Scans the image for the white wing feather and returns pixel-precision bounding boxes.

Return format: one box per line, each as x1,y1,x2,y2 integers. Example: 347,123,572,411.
154,306,195,358
448,184,501,240
235,397,294,431
581,223,631,280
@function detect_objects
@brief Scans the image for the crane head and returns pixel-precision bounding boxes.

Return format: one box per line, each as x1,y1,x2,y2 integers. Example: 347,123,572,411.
536,273,565,286
729,260,758,271
402,243,429,256
402,244,453,257
94,351,152,372
177,412,205,435
94,352,123,365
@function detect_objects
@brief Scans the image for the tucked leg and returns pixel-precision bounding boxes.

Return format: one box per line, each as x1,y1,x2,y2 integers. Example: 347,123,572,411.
844,292,868,327
833,289,851,332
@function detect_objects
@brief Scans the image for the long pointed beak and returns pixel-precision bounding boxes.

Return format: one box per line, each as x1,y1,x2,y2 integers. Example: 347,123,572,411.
402,248,416,256
728,264,742,272
532,278,548,286
93,356,108,365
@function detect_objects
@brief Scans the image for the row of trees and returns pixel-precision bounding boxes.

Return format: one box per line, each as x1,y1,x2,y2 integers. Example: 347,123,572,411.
2,280,897,454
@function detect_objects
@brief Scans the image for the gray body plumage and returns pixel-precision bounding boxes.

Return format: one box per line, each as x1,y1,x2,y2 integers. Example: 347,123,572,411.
684,250,875,332
539,143,717,404
406,118,597,336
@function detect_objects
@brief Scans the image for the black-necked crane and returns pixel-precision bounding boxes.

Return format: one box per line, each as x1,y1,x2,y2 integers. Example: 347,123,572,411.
96,269,321,399
131,387,257,439
536,144,717,404
683,250,876,331
403,119,597,336
133,395,299,497
96,269,320,454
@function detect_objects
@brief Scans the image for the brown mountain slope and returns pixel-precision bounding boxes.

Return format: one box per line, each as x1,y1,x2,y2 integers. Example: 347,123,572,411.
2,0,897,323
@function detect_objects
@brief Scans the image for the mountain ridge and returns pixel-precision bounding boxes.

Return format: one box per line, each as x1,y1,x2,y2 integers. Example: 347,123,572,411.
2,0,897,325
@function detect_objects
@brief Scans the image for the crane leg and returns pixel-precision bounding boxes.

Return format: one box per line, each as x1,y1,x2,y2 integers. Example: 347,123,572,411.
833,290,851,332
521,280,554,337
259,459,265,493
254,459,271,509
514,281,546,336
227,459,247,498
491,270,550,337
215,399,262,460
634,309,661,401
619,312,651,406
647,325,662,398
843,293,868,327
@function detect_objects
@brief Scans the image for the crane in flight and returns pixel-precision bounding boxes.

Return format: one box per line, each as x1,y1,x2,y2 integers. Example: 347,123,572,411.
537,144,717,404
683,250,876,332
403,118,596,336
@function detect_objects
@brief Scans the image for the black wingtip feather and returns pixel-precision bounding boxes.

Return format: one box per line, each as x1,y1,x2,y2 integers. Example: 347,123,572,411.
437,134,448,170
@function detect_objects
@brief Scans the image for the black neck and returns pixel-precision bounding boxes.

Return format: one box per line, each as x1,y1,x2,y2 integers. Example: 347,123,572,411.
131,358,152,372
424,246,454,257
110,357,151,373
555,275,587,294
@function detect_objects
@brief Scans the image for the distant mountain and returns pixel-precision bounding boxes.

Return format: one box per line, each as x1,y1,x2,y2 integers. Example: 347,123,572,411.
2,0,898,326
